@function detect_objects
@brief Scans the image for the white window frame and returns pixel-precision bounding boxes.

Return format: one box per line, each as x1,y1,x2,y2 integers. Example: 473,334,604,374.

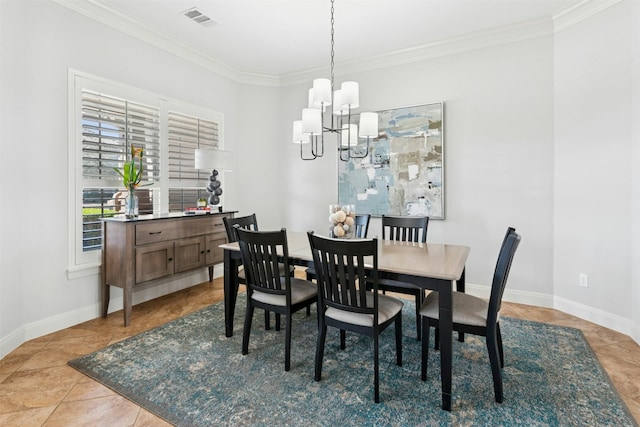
67,70,224,279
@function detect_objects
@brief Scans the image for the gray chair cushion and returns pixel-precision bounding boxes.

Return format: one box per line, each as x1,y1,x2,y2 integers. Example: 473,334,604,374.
419,291,494,327
251,278,317,306
326,293,404,327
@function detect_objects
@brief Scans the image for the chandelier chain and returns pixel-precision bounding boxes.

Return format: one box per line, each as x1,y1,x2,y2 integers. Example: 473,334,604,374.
330,0,335,92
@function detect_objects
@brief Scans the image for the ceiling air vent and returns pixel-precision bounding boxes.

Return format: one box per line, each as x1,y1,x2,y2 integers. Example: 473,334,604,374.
183,7,216,28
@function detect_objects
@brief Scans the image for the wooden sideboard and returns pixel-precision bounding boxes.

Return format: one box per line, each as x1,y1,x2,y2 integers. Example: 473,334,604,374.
101,212,235,326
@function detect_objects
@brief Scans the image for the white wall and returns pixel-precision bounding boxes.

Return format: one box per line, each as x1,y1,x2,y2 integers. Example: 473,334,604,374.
553,1,636,336
633,0,640,340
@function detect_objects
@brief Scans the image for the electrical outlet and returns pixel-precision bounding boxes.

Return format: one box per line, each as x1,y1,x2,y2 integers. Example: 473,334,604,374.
579,273,589,288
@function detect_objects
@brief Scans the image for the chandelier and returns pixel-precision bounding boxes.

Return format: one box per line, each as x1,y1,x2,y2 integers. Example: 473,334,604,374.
293,0,378,161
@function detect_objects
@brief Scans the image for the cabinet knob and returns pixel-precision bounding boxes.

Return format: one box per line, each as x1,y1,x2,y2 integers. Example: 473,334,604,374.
168,257,173,262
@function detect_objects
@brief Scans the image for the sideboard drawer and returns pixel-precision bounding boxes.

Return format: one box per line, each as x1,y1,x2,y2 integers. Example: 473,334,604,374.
179,215,227,238
135,221,179,245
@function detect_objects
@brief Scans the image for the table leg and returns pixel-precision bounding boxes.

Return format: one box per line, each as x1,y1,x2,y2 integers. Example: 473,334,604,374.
456,268,466,342
439,280,453,411
224,249,240,337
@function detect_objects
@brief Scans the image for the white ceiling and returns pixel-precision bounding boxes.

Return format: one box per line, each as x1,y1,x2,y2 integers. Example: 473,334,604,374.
91,0,579,77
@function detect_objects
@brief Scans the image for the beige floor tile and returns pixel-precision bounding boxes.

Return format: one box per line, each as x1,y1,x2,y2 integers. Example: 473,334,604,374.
134,408,174,427
43,395,139,427
64,379,117,402
0,366,82,413
0,406,56,427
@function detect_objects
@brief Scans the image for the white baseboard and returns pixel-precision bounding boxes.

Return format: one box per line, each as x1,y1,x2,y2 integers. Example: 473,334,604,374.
0,265,224,359
465,282,555,308
466,282,639,345
0,327,26,360
554,295,639,342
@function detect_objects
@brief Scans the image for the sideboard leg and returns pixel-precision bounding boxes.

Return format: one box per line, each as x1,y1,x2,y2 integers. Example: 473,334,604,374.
124,287,132,327
101,284,110,318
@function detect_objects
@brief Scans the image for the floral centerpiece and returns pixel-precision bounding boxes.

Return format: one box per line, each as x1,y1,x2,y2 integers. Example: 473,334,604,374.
329,204,355,239
114,144,148,218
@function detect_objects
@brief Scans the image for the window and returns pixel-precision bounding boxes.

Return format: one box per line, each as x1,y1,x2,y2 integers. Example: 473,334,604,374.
81,90,160,252
167,112,219,211
68,70,224,278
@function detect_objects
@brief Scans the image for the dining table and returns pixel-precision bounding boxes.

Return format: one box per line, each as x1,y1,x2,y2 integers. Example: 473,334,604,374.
219,230,470,411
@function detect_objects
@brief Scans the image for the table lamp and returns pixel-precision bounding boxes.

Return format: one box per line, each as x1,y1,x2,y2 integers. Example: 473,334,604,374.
194,148,233,206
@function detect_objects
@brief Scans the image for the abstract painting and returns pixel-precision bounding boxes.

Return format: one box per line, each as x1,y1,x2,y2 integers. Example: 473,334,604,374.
338,102,444,218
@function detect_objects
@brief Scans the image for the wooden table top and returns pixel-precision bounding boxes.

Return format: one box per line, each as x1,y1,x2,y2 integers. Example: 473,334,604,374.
220,231,470,282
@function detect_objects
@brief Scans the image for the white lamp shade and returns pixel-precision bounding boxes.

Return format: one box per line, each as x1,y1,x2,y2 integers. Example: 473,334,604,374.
340,81,359,108
359,112,379,138
341,124,358,147
312,78,332,106
333,90,349,116
292,120,307,144
194,148,233,172
302,108,322,135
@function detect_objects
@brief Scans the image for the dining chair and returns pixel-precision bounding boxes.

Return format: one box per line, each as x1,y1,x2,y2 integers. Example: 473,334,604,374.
378,215,429,340
305,214,370,281
236,227,317,371
305,214,371,327
308,231,403,403
223,214,295,330
420,227,521,403
353,213,371,238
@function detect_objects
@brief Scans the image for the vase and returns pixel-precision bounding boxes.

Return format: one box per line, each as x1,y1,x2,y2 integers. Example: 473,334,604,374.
124,191,139,219
329,204,355,239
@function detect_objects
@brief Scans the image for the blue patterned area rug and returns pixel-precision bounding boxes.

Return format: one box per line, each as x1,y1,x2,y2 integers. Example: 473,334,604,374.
69,296,637,426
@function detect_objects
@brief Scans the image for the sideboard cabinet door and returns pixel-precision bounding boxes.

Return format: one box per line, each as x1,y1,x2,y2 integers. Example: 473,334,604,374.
174,236,207,273
135,242,175,283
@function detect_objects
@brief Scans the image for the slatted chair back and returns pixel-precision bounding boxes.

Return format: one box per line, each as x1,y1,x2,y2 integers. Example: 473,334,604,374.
223,213,258,243
354,214,371,238
308,232,378,319
235,227,291,302
381,215,428,243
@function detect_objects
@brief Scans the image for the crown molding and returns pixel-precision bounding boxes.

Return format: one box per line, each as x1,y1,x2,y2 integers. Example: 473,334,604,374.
51,0,621,89
553,0,622,33
281,17,555,87
50,0,281,87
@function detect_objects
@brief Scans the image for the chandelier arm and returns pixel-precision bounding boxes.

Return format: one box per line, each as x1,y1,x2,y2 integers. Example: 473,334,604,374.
300,141,316,161
346,137,370,160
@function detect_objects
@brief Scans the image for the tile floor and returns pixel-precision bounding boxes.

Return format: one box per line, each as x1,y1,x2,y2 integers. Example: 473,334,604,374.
1,275,638,426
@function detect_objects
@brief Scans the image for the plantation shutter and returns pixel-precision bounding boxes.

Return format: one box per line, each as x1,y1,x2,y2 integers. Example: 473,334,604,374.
167,112,219,181
168,112,219,211
81,90,160,183
80,90,160,251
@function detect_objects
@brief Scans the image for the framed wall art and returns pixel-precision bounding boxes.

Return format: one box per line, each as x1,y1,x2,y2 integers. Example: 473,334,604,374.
338,102,444,219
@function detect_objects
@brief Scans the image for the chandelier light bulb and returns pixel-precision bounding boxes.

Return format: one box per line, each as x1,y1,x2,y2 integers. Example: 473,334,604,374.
341,124,358,147
340,81,359,109
359,112,379,138
292,120,306,144
302,108,322,136
312,78,332,106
